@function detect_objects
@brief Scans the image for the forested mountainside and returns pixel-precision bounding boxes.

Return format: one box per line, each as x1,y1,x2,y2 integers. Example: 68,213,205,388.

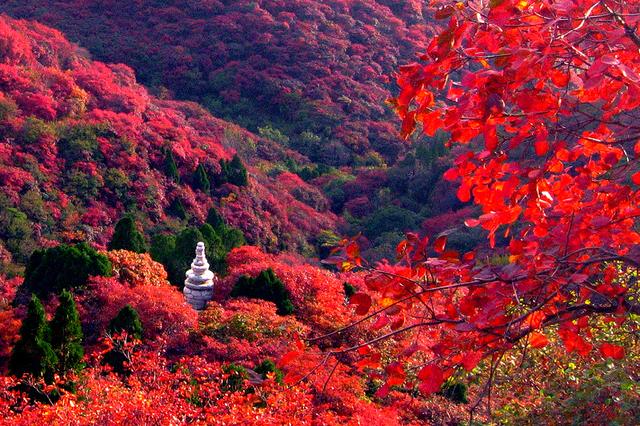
0,0,436,166
0,15,339,273
0,0,478,259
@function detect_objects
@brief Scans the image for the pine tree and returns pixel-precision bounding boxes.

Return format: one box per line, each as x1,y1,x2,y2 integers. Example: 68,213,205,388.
108,216,147,253
168,198,187,219
163,149,180,183
206,206,225,230
9,295,58,382
228,154,248,187
193,163,211,193
50,290,84,374
108,304,143,340
104,305,143,375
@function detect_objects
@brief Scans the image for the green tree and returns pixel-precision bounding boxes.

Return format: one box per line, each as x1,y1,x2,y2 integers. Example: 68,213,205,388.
206,207,225,230
50,290,84,374
104,305,143,374
9,295,58,382
227,154,248,187
163,149,180,184
20,243,112,300
231,269,294,315
254,359,284,384
216,154,248,187
108,304,143,340
168,198,187,219
108,216,147,253
192,163,211,193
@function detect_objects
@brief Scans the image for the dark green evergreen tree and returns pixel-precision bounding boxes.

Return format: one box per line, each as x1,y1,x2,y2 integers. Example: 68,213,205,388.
216,154,248,187
108,304,143,340
20,243,112,300
9,295,58,382
104,305,143,375
163,149,180,183
227,154,248,187
168,198,187,219
192,163,211,193
254,359,284,384
50,290,84,374
107,215,147,253
206,206,225,230
231,268,294,315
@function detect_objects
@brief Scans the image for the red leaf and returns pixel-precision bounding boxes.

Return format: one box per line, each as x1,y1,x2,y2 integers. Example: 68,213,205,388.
600,343,625,360
632,171,640,185
371,314,390,330
529,332,549,348
534,139,549,156
434,235,447,254
461,351,483,371
457,184,471,202
350,293,372,315
417,365,444,395
483,123,498,151
278,350,301,368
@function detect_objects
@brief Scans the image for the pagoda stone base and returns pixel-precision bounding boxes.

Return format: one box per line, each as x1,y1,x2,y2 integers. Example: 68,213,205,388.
183,282,214,310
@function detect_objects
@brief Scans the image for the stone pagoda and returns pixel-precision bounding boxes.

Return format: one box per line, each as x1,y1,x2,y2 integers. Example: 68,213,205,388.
183,242,215,310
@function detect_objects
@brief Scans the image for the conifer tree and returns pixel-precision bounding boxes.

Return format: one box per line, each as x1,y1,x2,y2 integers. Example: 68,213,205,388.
163,149,180,184
104,305,143,375
9,295,58,382
108,215,147,253
108,304,143,340
228,154,248,187
206,206,225,230
168,198,187,219
50,290,84,374
193,163,211,193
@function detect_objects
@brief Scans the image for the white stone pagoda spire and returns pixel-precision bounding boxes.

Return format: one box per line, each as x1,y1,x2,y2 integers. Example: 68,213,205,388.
183,242,215,310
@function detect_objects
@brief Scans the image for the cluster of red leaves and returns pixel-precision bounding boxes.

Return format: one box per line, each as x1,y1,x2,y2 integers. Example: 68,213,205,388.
220,246,356,331
320,0,640,402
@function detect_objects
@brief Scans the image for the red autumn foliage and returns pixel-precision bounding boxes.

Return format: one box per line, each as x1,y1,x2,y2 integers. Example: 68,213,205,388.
320,0,640,410
0,15,337,255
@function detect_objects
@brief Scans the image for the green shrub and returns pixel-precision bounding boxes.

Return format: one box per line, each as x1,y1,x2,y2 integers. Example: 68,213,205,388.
108,216,147,253
439,380,469,404
216,154,248,187
108,304,143,340
254,359,284,384
103,305,143,375
192,163,211,193
343,282,357,299
230,269,294,315
21,243,112,299
221,363,248,393
163,149,180,183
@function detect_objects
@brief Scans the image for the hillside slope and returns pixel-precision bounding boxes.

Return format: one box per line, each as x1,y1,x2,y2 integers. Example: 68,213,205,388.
0,15,338,270
0,0,437,166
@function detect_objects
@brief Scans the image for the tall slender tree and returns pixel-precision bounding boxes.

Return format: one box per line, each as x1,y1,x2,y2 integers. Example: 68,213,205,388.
163,149,180,184
192,163,211,193
50,290,84,374
9,295,57,382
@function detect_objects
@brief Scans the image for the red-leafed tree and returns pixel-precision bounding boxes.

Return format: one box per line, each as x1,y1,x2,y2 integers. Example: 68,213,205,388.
318,0,640,414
